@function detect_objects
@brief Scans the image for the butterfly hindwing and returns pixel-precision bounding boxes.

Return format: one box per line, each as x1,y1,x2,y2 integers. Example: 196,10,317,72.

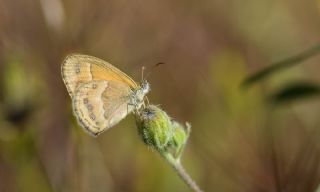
72,80,135,136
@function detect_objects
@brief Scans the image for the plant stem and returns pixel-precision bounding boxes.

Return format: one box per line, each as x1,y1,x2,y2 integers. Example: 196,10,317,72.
161,152,203,192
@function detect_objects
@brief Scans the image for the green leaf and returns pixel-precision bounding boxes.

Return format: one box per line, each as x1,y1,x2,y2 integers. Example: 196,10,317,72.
269,82,320,105
242,44,320,88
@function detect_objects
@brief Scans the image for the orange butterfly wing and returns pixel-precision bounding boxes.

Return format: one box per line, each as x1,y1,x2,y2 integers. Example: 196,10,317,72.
61,54,137,97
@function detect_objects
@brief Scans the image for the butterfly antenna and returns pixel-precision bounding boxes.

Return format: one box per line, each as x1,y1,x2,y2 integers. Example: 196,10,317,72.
141,66,146,82
144,62,165,80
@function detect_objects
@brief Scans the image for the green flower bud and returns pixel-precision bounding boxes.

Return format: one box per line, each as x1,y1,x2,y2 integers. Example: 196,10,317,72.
135,105,173,151
169,121,191,159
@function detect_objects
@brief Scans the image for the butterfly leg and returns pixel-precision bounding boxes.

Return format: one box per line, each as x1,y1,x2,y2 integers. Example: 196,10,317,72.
127,102,137,114
145,96,150,105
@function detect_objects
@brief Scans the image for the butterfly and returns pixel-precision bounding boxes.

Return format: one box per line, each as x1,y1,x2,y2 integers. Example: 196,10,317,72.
61,54,150,136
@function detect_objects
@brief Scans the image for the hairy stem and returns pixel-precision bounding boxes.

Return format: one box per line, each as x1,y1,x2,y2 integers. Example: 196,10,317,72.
161,152,203,192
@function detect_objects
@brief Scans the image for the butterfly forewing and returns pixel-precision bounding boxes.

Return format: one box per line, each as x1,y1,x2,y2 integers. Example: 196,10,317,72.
73,80,135,136
62,54,137,97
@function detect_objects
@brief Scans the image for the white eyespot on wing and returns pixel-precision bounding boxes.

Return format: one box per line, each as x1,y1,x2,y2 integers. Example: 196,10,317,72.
72,80,134,136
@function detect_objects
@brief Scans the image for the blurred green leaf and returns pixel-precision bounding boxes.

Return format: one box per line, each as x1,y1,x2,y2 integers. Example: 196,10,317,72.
269,82,320,105
242,44,320,88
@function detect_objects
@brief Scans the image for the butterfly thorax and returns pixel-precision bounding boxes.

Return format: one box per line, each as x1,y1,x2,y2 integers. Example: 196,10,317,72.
131,80,150,108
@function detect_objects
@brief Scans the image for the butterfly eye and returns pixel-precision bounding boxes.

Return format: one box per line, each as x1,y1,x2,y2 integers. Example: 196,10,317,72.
141,81,150,93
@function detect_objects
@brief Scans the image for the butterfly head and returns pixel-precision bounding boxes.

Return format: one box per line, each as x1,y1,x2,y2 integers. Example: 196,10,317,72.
133,80,150,106
140,80,150,95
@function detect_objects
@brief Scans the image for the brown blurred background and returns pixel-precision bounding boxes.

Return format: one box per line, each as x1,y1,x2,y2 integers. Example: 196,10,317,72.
1,0,320,191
